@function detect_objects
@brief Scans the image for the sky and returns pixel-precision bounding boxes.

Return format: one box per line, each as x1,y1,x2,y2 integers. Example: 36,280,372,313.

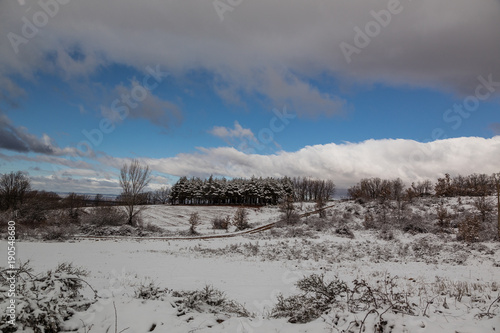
0,0,499,195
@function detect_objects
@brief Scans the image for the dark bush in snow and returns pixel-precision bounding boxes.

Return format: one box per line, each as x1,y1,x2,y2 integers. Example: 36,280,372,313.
212,215,231,230
81,206,127,226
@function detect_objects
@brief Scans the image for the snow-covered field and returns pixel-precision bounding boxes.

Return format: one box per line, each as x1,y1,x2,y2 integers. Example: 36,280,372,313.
2,199,500,332
141,204,281,233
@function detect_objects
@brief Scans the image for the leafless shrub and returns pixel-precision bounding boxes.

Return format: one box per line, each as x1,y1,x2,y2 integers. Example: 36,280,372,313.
233,207,250,231
284,226,314,238
436,203,451,229
134,280,170,301
140,222,165,234
457,214,482,243
474,197,494,223
335,223,354,238
279,196,299,225
81,206,127,226
174,285,251,317
401,212,431,234
41,224,76,241
272,274,416,324
271,274,348,323
378,227,394,241
363,212,377,229
188,212,201,235
304,216,332,231
212,215,231,230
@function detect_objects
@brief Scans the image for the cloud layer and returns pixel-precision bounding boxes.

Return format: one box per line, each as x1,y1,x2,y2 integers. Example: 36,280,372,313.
9,136,498,194
139,136,500,188
0,114,86,156
2,0,499,116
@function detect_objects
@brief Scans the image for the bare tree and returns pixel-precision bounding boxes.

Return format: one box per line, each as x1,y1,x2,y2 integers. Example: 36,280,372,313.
153,186,171,204
0,171,31,211
63,193,88,220
93,194,103,207
119,159,151,226
493,173,500,239
474,196,493,224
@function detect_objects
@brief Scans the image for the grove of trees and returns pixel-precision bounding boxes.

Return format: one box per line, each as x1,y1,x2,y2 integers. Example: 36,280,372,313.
434,173,496,197
169,176,336,206
348,173,498,202
1,167,499,240
169,176,294,205
291,177,336,202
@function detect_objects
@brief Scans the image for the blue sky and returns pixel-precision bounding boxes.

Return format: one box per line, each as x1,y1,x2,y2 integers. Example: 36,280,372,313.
1,0,499,194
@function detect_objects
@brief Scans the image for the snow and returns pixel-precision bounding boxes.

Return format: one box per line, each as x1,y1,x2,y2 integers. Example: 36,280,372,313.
141,204,280,234
2,199,500,332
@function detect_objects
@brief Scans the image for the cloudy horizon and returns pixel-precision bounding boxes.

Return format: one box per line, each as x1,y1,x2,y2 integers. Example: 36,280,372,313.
1,0,499,195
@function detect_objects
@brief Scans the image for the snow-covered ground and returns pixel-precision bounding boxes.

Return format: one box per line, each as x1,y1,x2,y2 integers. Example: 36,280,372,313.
2,199,500,332
140,204,282,233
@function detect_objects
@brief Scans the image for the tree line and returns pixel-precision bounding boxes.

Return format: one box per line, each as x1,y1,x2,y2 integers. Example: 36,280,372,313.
1,163,498,231
169,176,295,205
348,173,500,201
168,176,336,205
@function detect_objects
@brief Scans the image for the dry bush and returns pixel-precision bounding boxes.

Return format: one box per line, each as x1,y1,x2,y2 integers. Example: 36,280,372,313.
271,274,348,323
363,212,377,229
436,203,452,229
134,280,171,301
81,206,127,226
304,216,332,231
400,212,432,234
233,207,250,231
474,197,494,223
284,226,315,238
173,285,251,317
457,214,482,243
212,215,231,230
41,224,76,241
188,212,201,235
140,222,165,234
276,212,300,227
378,227,394,241
335,223,354,238
272,274,416,324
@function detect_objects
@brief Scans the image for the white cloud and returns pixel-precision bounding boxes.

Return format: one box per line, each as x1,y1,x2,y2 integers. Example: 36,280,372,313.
28,136,499,193
209,121,255,140
133,136,500,188
31,174,121,194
